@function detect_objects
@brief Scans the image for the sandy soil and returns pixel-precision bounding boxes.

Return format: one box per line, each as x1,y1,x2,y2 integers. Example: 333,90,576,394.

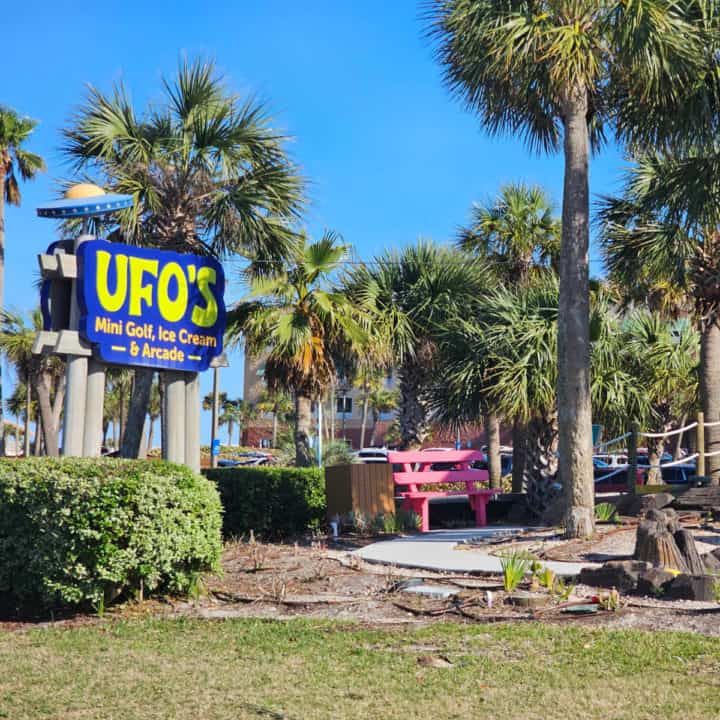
3,526,720,637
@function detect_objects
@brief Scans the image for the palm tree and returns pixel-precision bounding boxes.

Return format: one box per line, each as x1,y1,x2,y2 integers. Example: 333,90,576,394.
237,400,258,446
367,387,398,446
0,108,46,453
0,309,63,456
600,150,720,481
622,313,698,483
344,241,488,448
256,388,293,448
426,0,706,536
146,378,161,451
459,182,560,490
434,278,645,516
228,232,365,466
6,380,34,456
63,58,305,458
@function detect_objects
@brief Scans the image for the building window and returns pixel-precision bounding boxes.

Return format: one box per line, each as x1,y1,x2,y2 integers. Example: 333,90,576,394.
336,396,352,415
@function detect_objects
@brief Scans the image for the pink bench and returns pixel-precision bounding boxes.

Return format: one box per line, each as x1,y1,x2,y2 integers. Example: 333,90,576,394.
388,450,500,532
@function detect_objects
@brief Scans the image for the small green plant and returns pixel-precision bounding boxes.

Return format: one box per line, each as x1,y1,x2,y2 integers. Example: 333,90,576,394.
713,579,720,604
552,577,575,602
535,565,556,590
499,551,531,592
396,509,422,533
595,502,617,522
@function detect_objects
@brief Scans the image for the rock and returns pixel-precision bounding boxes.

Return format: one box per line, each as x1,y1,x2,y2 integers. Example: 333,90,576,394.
579,560,650,592
673,528,705,575
710,547,720,562
641,493,676,513
702,552,720,572
664,573,718,602
636,568,675,596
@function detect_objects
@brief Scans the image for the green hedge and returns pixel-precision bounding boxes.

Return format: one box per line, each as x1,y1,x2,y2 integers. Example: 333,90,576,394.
0,459,222,611
203,466,325,539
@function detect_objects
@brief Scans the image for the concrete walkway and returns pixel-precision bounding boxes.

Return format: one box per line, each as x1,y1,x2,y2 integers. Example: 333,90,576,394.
354,527,598,577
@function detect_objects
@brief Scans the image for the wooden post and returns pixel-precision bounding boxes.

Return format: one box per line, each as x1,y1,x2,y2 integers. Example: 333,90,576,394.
627,423,638,494
697,412,706,478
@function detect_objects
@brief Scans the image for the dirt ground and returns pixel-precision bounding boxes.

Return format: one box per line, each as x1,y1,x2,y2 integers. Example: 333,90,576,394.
3,522,720,637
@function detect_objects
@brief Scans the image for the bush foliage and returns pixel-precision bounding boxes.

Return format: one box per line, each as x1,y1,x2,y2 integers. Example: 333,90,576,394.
204,466,325,539
0,458,222,611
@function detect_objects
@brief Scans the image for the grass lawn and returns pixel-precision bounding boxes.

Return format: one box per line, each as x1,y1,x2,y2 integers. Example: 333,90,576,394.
1,618,719,719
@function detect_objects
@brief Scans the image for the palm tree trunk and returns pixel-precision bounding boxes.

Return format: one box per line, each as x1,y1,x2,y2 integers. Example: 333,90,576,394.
673,414,688,461
147,417,155,451
121,367,153,458
398,359,430,449
36,372,58,457
23,380,31,457
272,411,278,448
330,383,336,441
646,437,665,485
360,386,370,449
524,412,560,517
238,422,242,448
119,384,127,448
34,414,42,456
51,375,65,448
484,412,502,490
294,394,313,467
701,320,720,484
558,89,594,538
369,411,379,447
511,420,527,493
228,419,234,447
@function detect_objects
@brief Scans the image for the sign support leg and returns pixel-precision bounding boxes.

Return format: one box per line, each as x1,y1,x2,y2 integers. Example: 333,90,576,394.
165,371,186,464
185,373,200,473
83,360,105,457
62,233,92,456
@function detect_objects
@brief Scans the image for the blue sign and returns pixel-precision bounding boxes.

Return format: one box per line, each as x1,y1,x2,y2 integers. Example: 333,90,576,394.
211,438,221,456
77,240,226,372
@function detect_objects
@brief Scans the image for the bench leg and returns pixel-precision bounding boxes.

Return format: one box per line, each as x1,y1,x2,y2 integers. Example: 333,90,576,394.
473,497,488,527
402,497,430,532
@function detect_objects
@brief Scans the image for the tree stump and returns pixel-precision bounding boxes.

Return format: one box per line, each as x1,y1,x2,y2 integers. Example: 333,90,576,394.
633,511,688,572
673,529,705,575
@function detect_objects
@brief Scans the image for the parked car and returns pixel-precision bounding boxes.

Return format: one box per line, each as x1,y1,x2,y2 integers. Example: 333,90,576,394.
218,451,274,467
353,447,389,464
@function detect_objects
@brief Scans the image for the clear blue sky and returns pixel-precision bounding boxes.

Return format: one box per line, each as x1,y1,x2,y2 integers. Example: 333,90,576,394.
5,0,624,444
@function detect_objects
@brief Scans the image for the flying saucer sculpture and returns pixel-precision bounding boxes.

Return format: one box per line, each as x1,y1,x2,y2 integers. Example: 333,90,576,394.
36,183,133,219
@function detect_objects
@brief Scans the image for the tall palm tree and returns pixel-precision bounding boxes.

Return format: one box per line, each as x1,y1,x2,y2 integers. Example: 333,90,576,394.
228,232,365,466
426,0,706,536
63,58,305,458
344,241,488,448
0,309,63,456
459,182,560,490
0,108,46,453
256,388,293,448
600,151,720,481
6,380,34,456
434,278,645,516
622,313,698,483
367,387,399,446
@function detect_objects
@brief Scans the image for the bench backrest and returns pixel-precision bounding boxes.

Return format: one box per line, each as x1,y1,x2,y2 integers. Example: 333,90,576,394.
388,450,488,492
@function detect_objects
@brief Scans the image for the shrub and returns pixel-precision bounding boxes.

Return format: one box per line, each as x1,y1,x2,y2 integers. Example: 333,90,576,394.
0,458,222,611
204,466,325,539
